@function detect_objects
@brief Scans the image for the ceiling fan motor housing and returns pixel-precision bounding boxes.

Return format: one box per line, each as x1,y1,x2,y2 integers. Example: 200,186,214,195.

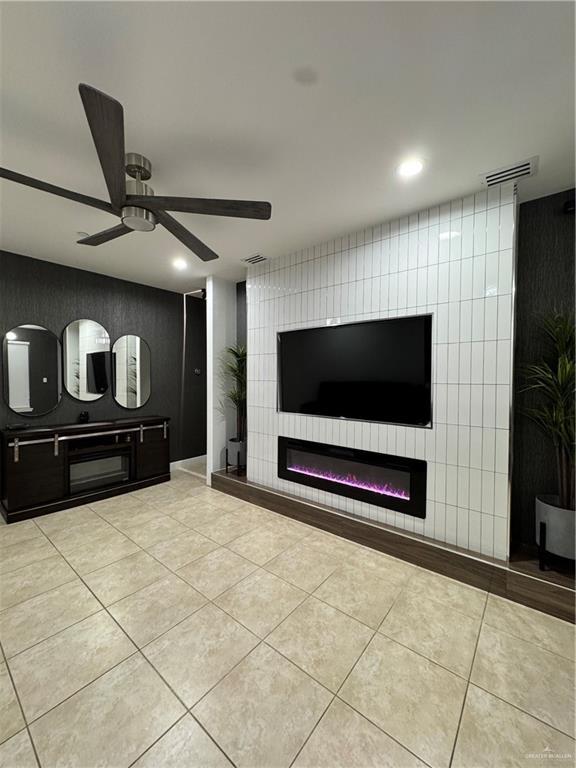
122,171,156,232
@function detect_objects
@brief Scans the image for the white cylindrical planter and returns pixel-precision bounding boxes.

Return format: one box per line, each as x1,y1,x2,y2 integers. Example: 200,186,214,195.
227,438,246,469
535,495,575,560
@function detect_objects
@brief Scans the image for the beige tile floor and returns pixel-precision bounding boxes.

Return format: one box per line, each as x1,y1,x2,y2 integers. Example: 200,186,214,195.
0,470,574,768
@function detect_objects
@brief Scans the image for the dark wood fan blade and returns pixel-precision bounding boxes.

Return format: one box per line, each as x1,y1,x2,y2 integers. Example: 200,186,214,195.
156,210,219,262
0,167,115,214
77,223,132,246
79,84,126,209
127,195,272,220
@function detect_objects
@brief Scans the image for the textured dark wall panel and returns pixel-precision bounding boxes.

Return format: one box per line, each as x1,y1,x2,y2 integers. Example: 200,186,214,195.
0,250,189,460
512,189,575,549
182,295,207,458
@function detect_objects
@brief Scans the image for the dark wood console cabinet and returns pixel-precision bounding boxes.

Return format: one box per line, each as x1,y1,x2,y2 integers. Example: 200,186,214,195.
1,417,170,523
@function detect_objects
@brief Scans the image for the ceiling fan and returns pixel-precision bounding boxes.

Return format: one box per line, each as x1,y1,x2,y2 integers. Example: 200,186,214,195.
0,84,272,262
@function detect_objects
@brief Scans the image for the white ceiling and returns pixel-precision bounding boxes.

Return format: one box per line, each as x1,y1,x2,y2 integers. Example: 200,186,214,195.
1,2,574,293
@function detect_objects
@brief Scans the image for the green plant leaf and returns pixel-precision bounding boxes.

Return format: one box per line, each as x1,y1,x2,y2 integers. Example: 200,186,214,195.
219,344,247,441
520,309,575,508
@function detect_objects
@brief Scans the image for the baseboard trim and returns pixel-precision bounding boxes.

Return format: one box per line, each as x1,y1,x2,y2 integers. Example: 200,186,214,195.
212,470,574,624
171,456,207,480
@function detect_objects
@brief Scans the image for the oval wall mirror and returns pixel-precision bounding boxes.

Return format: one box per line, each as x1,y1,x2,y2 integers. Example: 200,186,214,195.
112,335,151,409
63,319,111,401
2,325,62,416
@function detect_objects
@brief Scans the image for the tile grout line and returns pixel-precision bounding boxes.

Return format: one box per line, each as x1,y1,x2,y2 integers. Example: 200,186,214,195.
182,561,346,728
0,548,58,578
184,639,266,714
123,712,190,768
290,570,438,768
1,642,43,768
87,501,311,614
284,571,386,768
334,695,437,768
7,504,209,762
11,487,317,765
88,492,323,599
20,650,142,729
374,627,474,683
135,647,241,768
370,576,487,680
39,566,233,766
4,508,564,740
3,481,572,766
2,598,103,663
47,493,491,681
465,681,576,742
7,488,310,727
25,511,241,767
188,711,239,768
475,606,576,662
286,690,336,768
319,581,437,768
448,592,489,768
205,540,400,644
18,488,562,649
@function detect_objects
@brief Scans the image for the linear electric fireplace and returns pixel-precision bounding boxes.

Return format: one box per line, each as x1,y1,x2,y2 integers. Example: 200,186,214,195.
278,437,426,518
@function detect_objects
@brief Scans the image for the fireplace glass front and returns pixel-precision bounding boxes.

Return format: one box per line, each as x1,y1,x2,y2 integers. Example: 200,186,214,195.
286,448,411,501
278,437,426,518
69,455,130,494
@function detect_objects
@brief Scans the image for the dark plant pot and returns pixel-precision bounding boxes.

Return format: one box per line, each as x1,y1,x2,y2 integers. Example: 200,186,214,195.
535,495,575,561
228,438,246,468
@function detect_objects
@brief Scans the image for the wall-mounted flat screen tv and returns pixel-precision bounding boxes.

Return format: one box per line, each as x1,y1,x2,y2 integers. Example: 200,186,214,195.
278,314,432,427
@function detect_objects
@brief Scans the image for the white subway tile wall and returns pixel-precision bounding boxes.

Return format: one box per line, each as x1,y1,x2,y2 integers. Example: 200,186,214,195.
246,183,516,560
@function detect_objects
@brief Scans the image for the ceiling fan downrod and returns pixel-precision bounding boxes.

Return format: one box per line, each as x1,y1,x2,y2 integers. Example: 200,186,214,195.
122,152,155,232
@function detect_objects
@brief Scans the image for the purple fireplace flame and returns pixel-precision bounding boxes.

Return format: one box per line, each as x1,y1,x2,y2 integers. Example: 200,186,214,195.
287,464,410,501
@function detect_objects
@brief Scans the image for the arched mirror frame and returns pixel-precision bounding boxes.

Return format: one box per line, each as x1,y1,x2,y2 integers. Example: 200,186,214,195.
62,319,111,402
2,324,63,417
112,334,152,410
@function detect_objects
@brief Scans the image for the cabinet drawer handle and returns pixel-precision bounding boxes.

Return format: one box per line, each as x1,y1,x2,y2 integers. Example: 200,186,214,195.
54,434,59,457
13,438,19,463
140,425,144,443
163,421,167,439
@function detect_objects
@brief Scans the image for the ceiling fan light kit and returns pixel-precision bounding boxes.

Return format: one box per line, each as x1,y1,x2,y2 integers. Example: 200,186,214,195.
0,84,272,262
122,205,156,232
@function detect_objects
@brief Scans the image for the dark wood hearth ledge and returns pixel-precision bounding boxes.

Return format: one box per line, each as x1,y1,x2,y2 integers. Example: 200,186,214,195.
212,470,575,624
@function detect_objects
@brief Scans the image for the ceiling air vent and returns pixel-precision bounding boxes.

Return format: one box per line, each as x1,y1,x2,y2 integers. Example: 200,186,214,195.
480,156,538,187
242,254,267,265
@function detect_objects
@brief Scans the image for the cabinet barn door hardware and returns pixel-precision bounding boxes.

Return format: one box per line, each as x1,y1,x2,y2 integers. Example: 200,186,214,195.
1,416,170,523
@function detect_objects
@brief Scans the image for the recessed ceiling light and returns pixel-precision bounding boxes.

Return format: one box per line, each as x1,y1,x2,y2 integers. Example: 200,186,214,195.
397,158,424,178
172,257,188,271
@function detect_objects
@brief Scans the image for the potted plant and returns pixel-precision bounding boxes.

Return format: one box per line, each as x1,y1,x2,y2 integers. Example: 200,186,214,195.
221,344,247,471
522,311,575,562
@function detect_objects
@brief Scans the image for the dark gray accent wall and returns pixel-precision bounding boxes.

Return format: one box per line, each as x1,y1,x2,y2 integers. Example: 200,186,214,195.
0,249,200,461
236,280,247,347
181,295,207,458
511,189,575,550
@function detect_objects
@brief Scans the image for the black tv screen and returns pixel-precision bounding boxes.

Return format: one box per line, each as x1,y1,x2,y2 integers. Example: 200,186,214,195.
278,315,432,426
86,351,109,394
